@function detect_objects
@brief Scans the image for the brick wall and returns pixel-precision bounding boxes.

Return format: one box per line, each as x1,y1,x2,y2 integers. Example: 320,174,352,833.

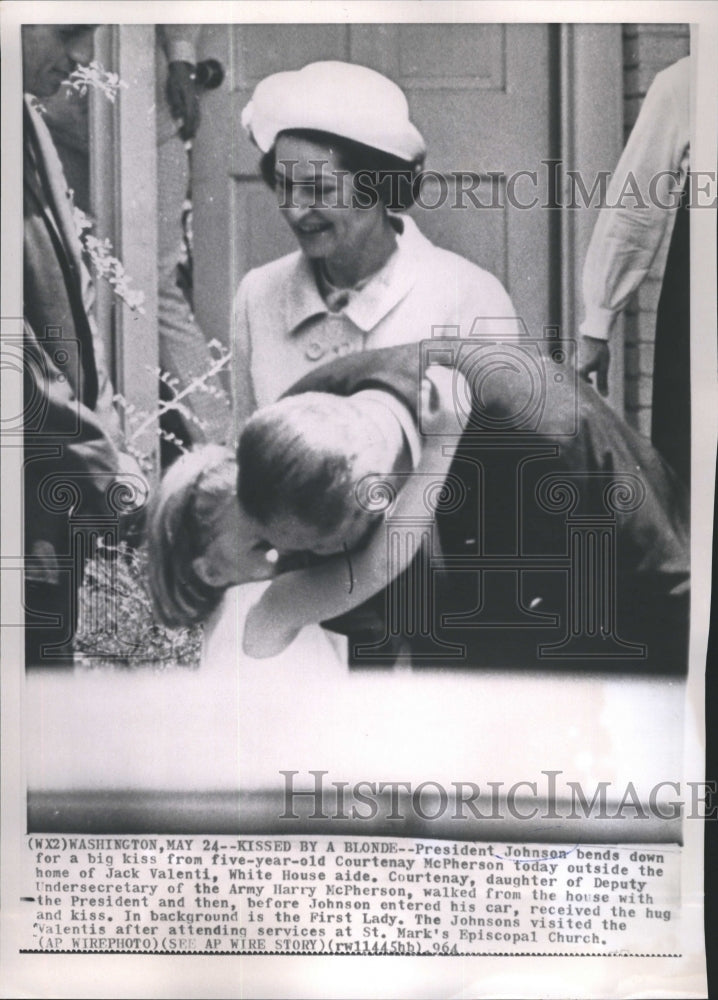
621,24,690,434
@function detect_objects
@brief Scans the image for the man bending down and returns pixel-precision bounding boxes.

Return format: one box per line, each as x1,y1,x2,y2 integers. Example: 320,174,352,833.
238,341,689,673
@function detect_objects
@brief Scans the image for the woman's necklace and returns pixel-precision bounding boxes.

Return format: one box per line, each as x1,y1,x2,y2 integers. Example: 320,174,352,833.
316,242,398,312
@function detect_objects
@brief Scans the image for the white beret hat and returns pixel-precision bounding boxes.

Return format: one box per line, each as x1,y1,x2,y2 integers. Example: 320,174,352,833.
241,60,426,163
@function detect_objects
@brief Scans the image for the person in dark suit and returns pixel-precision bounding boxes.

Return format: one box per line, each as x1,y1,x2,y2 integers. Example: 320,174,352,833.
236,341,689,672
22,25,127,667
147,339,689,673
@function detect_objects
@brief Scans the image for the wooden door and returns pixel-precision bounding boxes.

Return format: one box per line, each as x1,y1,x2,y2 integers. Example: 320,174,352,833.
91,24,160,469
192,23,559,349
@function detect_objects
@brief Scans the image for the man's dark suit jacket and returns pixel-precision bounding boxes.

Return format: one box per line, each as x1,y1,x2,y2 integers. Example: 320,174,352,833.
286,341,689,672
23,97,120,664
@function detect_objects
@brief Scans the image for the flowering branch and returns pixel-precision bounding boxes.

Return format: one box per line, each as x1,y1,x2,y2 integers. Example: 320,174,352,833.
63,61,128,103
126,343,231,443
72,205,146,313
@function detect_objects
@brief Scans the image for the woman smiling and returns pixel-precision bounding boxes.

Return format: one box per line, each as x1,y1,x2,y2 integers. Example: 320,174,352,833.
232,60,520,430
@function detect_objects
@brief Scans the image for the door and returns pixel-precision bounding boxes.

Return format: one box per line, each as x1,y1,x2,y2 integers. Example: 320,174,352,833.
192,23,559,349
91,24,160,469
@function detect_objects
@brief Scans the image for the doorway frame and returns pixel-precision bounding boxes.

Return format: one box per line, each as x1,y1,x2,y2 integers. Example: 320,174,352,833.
93,22,627,430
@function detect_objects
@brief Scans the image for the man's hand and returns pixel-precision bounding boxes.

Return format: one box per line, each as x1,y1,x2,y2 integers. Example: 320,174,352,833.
166,61,200,141
421,365,471,436
577,336,610,396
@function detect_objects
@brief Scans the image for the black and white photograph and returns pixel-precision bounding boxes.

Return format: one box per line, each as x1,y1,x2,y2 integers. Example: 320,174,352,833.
0,2,714,997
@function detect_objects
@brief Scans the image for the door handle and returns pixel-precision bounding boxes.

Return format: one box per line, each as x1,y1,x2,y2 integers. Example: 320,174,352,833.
195,59,224,90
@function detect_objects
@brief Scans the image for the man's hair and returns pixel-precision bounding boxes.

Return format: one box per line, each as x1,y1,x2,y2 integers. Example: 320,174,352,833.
260,128,424,212
238,392,369,529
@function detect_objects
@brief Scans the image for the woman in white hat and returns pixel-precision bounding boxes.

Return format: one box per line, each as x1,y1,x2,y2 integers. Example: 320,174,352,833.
232,60,520,432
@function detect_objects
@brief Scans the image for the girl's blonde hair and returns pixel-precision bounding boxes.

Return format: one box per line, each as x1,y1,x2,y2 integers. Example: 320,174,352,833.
146,446,237,628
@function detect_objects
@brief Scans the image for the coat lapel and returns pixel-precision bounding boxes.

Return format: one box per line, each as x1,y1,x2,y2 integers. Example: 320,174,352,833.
24,96,99,406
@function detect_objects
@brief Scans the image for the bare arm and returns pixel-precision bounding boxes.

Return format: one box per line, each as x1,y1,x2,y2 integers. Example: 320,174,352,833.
243,367,468,657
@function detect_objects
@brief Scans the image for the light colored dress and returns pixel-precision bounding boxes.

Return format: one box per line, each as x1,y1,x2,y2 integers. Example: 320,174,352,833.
231,214,520,434
208,214,519,670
